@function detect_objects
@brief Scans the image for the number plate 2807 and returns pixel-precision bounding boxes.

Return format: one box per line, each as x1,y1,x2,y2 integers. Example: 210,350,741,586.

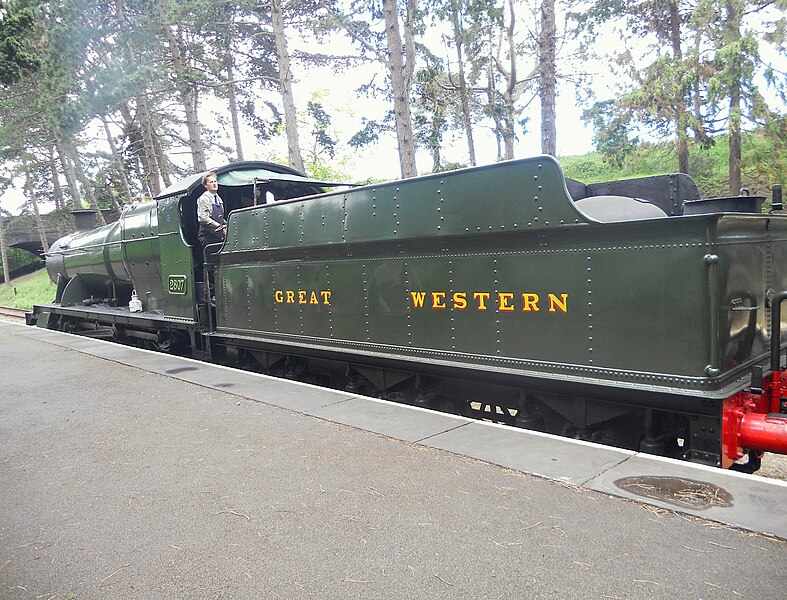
168,275,187,295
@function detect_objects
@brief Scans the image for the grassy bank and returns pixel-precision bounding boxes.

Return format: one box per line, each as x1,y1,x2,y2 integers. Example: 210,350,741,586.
0,268,56,310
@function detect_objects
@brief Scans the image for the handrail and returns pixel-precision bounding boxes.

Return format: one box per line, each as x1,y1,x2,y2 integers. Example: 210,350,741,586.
770,290,787,371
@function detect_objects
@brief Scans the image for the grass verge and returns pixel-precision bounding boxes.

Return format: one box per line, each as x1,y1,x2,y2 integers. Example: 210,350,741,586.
0,268,56,310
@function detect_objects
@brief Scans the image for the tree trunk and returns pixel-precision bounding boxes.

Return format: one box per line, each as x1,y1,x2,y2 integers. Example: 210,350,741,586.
49,146,64,211
49,147,70,236
691,30,707,148
272,0,304,173
114,0,162,195
430,111,442,172
25,171,50,254
66,142,107,226
486,62,504,161
101,115,133,207
53,133,82,210
729,88,742,194
450,1,476,166
383,0,418,178
0,213,10,285
497,0,520,161
121,101,161,196
539,0,557,157
227,58,245,162
726,0,742,194
152,126,173,187
156,0,206,172
668,0,689,174
502,120,515,160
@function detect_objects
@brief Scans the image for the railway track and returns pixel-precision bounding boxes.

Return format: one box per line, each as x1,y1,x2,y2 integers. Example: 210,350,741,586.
0,305,27,323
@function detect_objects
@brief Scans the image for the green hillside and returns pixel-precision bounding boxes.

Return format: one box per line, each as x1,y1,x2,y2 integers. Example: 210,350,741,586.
561,131,785,200
0,268,56,310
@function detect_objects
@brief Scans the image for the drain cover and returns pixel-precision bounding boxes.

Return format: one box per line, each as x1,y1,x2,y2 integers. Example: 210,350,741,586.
614,476,733,510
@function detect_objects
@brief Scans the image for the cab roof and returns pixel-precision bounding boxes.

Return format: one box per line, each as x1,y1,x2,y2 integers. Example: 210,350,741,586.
154,161,349,200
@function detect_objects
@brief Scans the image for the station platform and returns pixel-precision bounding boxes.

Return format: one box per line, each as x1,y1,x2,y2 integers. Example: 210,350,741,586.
1,319,785,598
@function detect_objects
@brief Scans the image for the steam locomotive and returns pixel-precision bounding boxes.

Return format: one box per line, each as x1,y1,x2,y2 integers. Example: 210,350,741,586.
28,156,787,471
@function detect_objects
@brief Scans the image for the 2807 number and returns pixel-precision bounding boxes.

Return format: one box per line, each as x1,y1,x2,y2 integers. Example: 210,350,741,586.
168,275,187,295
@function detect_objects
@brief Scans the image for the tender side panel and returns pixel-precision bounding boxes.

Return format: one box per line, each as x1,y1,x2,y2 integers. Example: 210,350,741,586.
588,228,712,377
216,159,787,397
715,216,787,372
218,218,726,392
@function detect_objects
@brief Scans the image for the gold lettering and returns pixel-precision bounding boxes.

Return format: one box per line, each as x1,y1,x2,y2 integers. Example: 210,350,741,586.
498,293,514,312
548,293,568,313
405,289,567,313
522,293,540,312
410,291,427,308
275,289,331,306
473,292,491,311
452,292,467,310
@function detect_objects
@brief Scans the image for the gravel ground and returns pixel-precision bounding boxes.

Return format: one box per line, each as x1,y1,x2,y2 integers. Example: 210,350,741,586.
759,453,787,479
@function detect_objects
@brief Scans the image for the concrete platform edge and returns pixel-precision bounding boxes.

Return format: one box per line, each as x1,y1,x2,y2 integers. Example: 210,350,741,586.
3,319,785,540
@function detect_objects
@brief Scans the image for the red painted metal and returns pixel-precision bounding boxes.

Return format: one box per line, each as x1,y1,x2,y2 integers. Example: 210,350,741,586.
721,369,787,468
739,413,787,454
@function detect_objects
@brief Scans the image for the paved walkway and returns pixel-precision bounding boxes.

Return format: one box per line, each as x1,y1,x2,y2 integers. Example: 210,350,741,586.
1,321,785,599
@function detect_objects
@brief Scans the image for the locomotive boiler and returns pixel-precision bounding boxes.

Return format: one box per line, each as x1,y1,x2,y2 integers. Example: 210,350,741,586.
30,156,787,471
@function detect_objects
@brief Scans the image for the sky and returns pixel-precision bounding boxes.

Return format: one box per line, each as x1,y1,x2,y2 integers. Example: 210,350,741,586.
283,62,603,182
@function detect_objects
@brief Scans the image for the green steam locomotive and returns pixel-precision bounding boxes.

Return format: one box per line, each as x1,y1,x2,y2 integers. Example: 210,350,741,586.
29,156,787,470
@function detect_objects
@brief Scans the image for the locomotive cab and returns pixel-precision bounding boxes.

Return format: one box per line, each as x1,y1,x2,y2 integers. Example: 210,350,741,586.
36,161,343,330
155,162,341,318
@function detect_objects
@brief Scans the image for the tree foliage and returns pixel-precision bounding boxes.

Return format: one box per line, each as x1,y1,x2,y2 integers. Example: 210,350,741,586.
579,0,786,193
0,1,40,86
0,0,783,223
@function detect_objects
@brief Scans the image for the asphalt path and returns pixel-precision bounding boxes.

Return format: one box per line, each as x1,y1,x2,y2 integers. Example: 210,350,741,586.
1,328,785,599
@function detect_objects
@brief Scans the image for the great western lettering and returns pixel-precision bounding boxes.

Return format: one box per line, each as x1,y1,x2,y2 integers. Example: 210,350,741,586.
409,291,568,313
274,290,332,305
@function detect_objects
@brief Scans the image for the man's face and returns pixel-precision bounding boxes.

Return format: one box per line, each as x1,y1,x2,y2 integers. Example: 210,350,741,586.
205,176,218,192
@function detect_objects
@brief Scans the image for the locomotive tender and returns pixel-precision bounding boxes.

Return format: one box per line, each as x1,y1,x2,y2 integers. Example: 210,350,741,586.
29,156,787,470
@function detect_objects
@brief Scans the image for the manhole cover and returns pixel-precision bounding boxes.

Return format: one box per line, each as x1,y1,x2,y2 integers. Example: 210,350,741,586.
614,476,733,510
